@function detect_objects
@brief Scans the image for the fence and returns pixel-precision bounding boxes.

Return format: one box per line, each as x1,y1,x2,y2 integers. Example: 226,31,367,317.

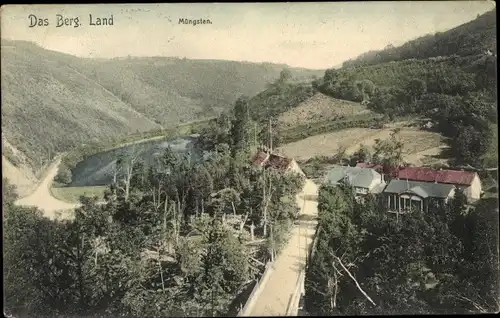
237,261,274,316
285,269,306,316
307,224,321,268
284,223,321,317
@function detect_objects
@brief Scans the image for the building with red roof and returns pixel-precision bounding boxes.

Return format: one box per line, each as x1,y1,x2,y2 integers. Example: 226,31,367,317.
251,149,305,177
397,167,482,201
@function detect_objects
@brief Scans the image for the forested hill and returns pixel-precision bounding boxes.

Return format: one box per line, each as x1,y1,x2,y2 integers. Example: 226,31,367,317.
342,9,496,68
1,39,323,170
313,10,497,168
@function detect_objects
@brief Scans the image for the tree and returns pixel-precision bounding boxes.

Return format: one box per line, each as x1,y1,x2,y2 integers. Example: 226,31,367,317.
113,145,144,201
258,117,281,150
350,144,371,166
372,129,404,167
305,185,365,315
196,113,231,152
3,177,19,204
355,79,376,103
230,97,253,159
189,219,249,317
405,78,427,104
55,164,72,185
278,68,293,83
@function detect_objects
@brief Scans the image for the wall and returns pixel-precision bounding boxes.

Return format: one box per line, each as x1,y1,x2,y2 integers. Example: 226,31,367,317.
237,262,275,316
368,170,384,191
466,174,482,201
289,159,306,177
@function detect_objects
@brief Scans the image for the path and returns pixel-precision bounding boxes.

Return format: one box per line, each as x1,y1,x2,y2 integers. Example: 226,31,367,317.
15,157,81,220
245,179,318,316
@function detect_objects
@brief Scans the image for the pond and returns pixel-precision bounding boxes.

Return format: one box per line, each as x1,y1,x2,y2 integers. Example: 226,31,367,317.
69,135,203,187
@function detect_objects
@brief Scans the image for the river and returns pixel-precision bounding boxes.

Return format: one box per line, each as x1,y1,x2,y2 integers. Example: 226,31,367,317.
69,134,202,187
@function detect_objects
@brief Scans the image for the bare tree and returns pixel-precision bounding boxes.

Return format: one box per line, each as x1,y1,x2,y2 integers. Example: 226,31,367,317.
114,145,144,201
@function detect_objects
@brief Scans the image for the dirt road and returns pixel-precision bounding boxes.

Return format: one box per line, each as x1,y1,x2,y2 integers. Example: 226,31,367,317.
245,179,318,316
15,157,80,220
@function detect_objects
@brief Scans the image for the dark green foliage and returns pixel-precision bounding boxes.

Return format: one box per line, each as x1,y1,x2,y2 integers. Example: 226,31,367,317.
305,182,499,315
342,10,495,67
195,114,231,152
230,97,253,158
314,11,496,167
54,163,73,185
4,101,306,316
3,177,19,204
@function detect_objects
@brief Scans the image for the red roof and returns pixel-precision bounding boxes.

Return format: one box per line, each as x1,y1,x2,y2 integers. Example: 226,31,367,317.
251,151,293,171
398,167,476,186
252,151,269,166
265,154,292,170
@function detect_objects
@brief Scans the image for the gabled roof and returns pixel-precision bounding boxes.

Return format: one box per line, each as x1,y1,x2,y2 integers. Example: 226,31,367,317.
251,151,269,166
408,186,429,198
251,150,293,171
265,154,292,171
325,165,382,189
384,180,455,199
398,167,476,186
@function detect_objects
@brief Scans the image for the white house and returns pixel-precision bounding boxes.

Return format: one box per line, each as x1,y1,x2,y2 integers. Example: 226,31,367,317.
324,165,386,199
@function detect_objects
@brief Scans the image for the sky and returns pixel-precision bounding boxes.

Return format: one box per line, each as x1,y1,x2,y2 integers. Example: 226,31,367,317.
1,2,496,69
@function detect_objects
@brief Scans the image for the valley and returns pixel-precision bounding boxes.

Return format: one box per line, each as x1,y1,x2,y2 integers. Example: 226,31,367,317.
2,5,498,318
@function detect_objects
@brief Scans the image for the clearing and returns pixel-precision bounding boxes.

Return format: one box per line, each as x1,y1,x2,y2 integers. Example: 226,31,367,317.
50,185,107,204
279,126,448,167
277,92,372,130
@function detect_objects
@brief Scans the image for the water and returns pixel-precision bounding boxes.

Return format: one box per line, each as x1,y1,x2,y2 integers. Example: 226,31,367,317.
69,136,201,187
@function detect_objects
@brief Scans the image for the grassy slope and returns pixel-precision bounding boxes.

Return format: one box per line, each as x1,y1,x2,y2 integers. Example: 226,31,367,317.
277,92,373,129
50,186,107,204
1,39,324,172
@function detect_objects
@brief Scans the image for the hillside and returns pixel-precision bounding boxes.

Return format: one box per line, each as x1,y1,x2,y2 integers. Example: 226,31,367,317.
277,92,372,130
342,9,496,67
312,10,497,168
1,39,324,174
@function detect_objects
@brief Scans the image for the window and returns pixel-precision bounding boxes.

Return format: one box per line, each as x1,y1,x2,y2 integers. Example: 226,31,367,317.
355,187,368,194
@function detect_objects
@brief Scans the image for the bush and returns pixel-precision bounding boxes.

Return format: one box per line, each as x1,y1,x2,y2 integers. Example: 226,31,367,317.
54,165,72,185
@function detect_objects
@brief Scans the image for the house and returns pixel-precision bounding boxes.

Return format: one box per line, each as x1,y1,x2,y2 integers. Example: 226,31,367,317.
397,167,482,202
383,179,456,213
251,149,305,177
324,165,386,198
356,162,400,181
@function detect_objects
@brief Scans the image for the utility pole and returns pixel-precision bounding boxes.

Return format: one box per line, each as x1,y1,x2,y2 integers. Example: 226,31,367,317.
269,118,273,152
254,122,258,149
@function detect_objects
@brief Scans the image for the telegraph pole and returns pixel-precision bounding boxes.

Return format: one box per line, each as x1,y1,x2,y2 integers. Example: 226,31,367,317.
254,122,258,149
269,118,273,152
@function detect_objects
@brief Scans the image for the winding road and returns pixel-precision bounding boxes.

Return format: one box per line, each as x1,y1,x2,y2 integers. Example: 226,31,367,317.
14,157,81,220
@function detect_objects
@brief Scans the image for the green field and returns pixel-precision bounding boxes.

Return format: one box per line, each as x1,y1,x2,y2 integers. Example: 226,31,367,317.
279,113,385,144
51,186,107,203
